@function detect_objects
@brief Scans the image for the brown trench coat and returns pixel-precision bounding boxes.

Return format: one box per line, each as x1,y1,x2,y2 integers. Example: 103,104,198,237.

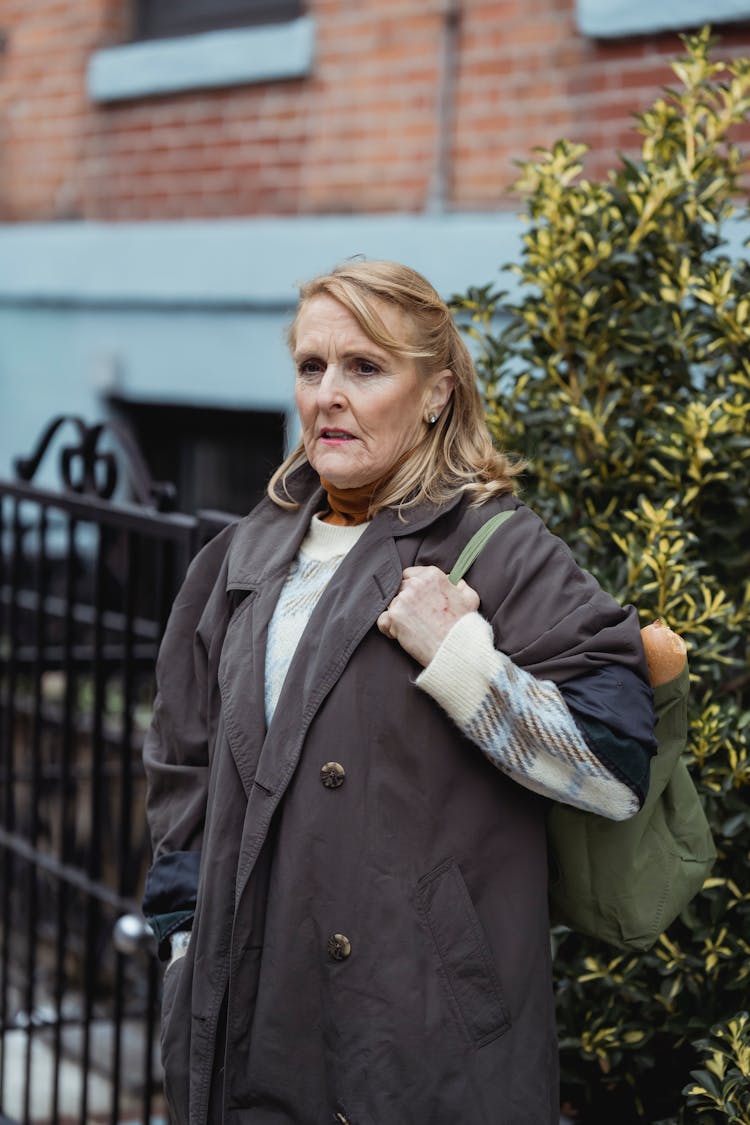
144,465,649,1125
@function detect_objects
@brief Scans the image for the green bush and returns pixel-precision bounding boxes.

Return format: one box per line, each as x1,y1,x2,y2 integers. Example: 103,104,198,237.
452,27,750,1124
684,1011,750,1122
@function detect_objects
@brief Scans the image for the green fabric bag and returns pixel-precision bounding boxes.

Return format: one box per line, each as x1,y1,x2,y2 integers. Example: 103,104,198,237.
547,662,715,950
450,511,716,952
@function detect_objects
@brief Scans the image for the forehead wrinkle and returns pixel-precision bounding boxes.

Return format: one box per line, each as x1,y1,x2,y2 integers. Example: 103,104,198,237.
293,327,393,366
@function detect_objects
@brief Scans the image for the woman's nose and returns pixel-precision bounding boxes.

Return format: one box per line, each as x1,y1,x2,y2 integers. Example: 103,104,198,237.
316,365,346,410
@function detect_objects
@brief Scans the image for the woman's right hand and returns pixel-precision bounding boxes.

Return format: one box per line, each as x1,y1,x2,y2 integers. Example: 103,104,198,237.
377,565,480,667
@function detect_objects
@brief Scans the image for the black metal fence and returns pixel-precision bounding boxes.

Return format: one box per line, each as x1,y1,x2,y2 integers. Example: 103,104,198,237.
0,417,234,1125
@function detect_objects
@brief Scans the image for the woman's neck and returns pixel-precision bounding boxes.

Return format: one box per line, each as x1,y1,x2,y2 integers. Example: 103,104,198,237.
319,449,415,526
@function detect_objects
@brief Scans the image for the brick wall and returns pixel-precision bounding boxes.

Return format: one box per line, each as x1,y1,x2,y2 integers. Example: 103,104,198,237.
1,0,749,222
0,0,128,220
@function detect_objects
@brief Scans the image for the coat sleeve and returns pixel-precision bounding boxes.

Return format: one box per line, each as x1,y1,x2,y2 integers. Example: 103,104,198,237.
418,502,657,810
416,610,654,814
141,524,236,955
493,506,657,793
478,506,646,681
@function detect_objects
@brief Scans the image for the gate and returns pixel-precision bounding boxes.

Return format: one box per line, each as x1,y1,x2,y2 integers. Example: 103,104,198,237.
0,417,235,1124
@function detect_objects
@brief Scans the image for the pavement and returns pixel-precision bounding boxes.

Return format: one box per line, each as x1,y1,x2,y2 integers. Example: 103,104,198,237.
1,1021,164,1125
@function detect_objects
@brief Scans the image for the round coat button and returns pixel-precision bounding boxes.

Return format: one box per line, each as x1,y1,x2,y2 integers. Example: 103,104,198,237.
327,933,352,961
320,762,346,789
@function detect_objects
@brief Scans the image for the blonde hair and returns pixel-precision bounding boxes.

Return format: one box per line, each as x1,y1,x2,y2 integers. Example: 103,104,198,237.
268,260,523,514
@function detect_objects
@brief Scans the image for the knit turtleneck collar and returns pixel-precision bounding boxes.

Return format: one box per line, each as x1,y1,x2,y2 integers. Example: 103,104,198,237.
319,477,379,526
319,450,415,526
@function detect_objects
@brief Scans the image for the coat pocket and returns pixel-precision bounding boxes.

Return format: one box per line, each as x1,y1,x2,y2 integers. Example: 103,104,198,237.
416,858,511,1048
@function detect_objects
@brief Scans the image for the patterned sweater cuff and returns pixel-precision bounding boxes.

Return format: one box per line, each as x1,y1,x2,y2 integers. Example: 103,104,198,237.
416,612,501,723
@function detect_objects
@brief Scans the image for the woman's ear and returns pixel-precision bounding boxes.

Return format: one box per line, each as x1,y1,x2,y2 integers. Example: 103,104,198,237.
427,369,454,419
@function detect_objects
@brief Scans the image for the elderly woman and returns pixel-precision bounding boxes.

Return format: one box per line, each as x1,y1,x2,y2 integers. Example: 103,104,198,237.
142,261,655,1125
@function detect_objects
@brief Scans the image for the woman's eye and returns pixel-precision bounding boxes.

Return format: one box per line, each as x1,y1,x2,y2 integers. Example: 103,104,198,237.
297,359,323,378
355,359,381,376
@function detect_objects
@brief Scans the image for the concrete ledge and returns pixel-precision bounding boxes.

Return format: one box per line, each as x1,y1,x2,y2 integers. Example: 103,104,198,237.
576,0,750,38
87,17,314,103
0,214,527,307
0,213,746,310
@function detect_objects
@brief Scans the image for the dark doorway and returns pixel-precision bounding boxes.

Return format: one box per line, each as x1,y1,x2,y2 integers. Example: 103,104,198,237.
108,397,286,517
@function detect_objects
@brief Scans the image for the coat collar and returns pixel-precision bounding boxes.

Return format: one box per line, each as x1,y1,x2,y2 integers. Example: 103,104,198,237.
225,461,465,591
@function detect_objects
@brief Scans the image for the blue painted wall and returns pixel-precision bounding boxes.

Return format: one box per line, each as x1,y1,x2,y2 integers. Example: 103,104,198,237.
0,215,524,479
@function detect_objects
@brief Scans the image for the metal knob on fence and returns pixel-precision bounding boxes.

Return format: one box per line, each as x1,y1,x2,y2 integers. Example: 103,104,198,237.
113,913,156,956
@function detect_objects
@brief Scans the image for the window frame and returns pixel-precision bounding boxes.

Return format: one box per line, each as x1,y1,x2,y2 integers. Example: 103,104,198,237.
87,14,314,103
575,0,750,38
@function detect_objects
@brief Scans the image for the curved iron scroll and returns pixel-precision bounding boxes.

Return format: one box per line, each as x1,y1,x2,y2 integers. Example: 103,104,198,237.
13,415,177,511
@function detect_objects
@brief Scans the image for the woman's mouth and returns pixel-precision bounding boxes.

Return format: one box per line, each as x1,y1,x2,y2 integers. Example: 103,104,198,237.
320,429,356,444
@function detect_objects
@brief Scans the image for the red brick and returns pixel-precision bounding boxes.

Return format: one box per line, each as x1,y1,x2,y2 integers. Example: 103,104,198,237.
2,0,750,220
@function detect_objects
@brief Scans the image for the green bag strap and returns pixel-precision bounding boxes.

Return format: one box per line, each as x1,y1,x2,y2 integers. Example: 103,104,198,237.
448,510,516,585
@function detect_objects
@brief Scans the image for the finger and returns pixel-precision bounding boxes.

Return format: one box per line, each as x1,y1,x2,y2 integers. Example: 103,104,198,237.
377,611,393,637
456,577,478,597
402,565,443,580
458,581,481,610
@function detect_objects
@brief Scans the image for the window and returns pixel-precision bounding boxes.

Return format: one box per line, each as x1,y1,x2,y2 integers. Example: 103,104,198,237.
576,0,750,38
88,4,313,103
134,0,304,42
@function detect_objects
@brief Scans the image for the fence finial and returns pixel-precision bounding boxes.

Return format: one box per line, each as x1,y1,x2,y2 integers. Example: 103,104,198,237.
14,415,177,511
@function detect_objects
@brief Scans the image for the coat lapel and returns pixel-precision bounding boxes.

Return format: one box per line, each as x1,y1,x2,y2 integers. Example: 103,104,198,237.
254,526,404,793
217,473,325,798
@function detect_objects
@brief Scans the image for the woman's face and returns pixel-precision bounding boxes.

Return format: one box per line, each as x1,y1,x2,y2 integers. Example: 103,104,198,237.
293,294,451,489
